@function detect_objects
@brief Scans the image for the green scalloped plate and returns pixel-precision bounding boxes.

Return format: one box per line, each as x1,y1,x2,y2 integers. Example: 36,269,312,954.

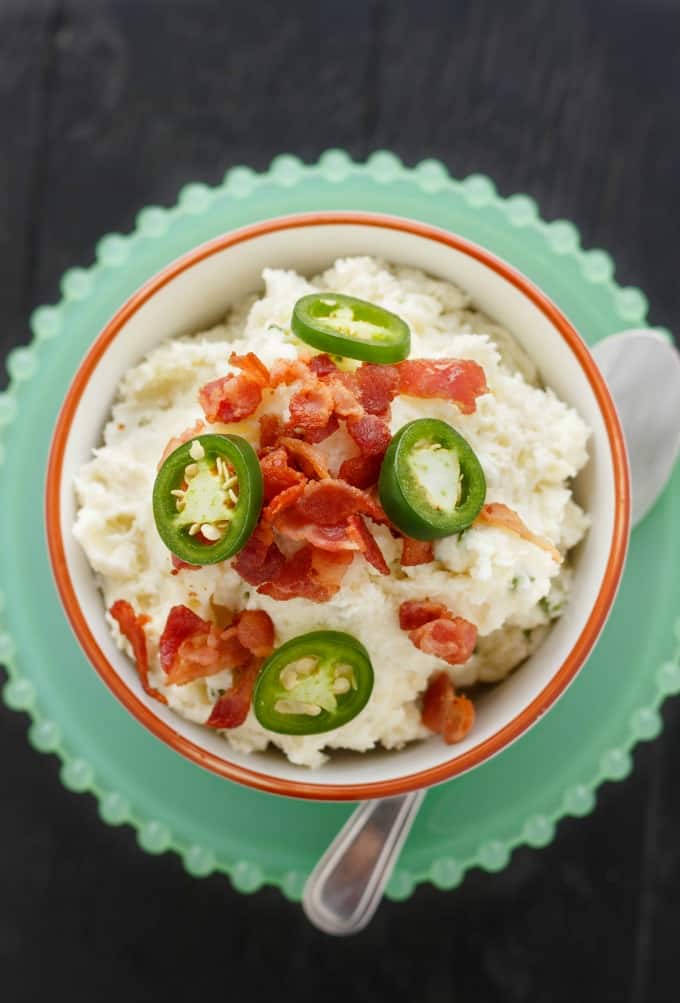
1,151,679,902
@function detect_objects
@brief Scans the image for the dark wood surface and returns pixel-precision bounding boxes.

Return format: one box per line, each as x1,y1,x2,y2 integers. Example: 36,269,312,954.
2,2,679,1000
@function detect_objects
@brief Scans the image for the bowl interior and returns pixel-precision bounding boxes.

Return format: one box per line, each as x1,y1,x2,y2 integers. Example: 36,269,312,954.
54,218,623,793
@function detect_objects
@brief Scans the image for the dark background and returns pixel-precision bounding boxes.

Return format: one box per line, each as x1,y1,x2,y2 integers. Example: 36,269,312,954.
1,1,679,1000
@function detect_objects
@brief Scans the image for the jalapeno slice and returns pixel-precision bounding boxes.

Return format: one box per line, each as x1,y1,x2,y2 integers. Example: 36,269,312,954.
379,419,486,540
291,292,411,363
253,630,374,735
152,434,263,565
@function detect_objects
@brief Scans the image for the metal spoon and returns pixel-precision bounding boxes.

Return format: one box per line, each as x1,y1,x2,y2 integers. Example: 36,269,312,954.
302,329,680,936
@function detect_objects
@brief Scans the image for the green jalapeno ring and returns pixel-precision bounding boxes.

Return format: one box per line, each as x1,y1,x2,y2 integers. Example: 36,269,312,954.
253,630,374,736
152,433,263,565
379,418,486,540
291,292,411,363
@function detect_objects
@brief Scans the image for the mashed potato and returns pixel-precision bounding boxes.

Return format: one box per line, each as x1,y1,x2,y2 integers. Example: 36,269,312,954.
74,257,590,767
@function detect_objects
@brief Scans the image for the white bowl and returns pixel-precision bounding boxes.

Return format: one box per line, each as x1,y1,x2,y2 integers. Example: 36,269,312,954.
46,212,630,800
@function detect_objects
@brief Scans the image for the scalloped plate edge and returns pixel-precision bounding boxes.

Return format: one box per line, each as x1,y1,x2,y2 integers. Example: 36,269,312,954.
1,149,679,902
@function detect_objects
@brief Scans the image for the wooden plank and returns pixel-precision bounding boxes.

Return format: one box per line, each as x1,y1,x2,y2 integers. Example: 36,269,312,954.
373,0,680,331
28,0,373,307
0,0,57,375
1,1,680,1000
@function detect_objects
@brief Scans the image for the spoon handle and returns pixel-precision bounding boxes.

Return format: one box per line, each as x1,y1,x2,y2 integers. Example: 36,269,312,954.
302,789,425,935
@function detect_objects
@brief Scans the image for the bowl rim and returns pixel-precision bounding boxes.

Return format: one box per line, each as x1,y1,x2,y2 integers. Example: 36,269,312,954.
45,210,631,801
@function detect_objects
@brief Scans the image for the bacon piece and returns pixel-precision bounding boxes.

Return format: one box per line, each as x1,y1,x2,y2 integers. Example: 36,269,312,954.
396,359,487,414
296,479,385,526
328,377,363,419
278,437,330,480
259,413,285,449
365,489,391,526
421,671,475,743
165,626,251,686
288,380,335,434
159,605,210,674
269,357,310,387
272,506,364,552
233,522,285,585
205,660,262,729
258,545,353,602
229,351,269,387
409,617,477,666
259,447,306,502
356,363,400,416
159,605,273,688
346,413,392,457
236,609,275,657
158,601,251,690
199,372,263,424
349,515,390,575
170,554,201,574
262,481,308,522
271,499,388,573
109,599,167,704
309,353,340,377
337,453,383,489
476,503,562,563
398,599,449,630
158,419,206,468
400,537,434,567
298,413,340,444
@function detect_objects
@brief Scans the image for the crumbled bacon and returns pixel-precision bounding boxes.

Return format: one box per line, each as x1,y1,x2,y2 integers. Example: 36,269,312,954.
259,413,286,449
229,351,270,387
259,447,306,502
269,357,310,387
346,413,392,457
272,506,364,552
205,660,262,729
398,599,449,630
236,609,275,657
356,363,400,416
396,358,487,413
199,372,263,424
337,453,383,489
233,522,285,585
164,626,251,687
262,481,308,522
476,503,562,563
158,419,206,468
409,617,477,665
400,537,434,567
288,380,335,435
299,413,340,444
295,478,385,526
421,671,475,743
159,605,210,674
328,377,364,419
159,605,273,688
269,492,388,574
398,599,477,664
258,545,353,602
109,599,167,704
308,353,340,377
349,515,390,575
278,437,330,480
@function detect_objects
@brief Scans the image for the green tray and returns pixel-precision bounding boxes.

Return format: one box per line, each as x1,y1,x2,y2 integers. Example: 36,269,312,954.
1,151,679,902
